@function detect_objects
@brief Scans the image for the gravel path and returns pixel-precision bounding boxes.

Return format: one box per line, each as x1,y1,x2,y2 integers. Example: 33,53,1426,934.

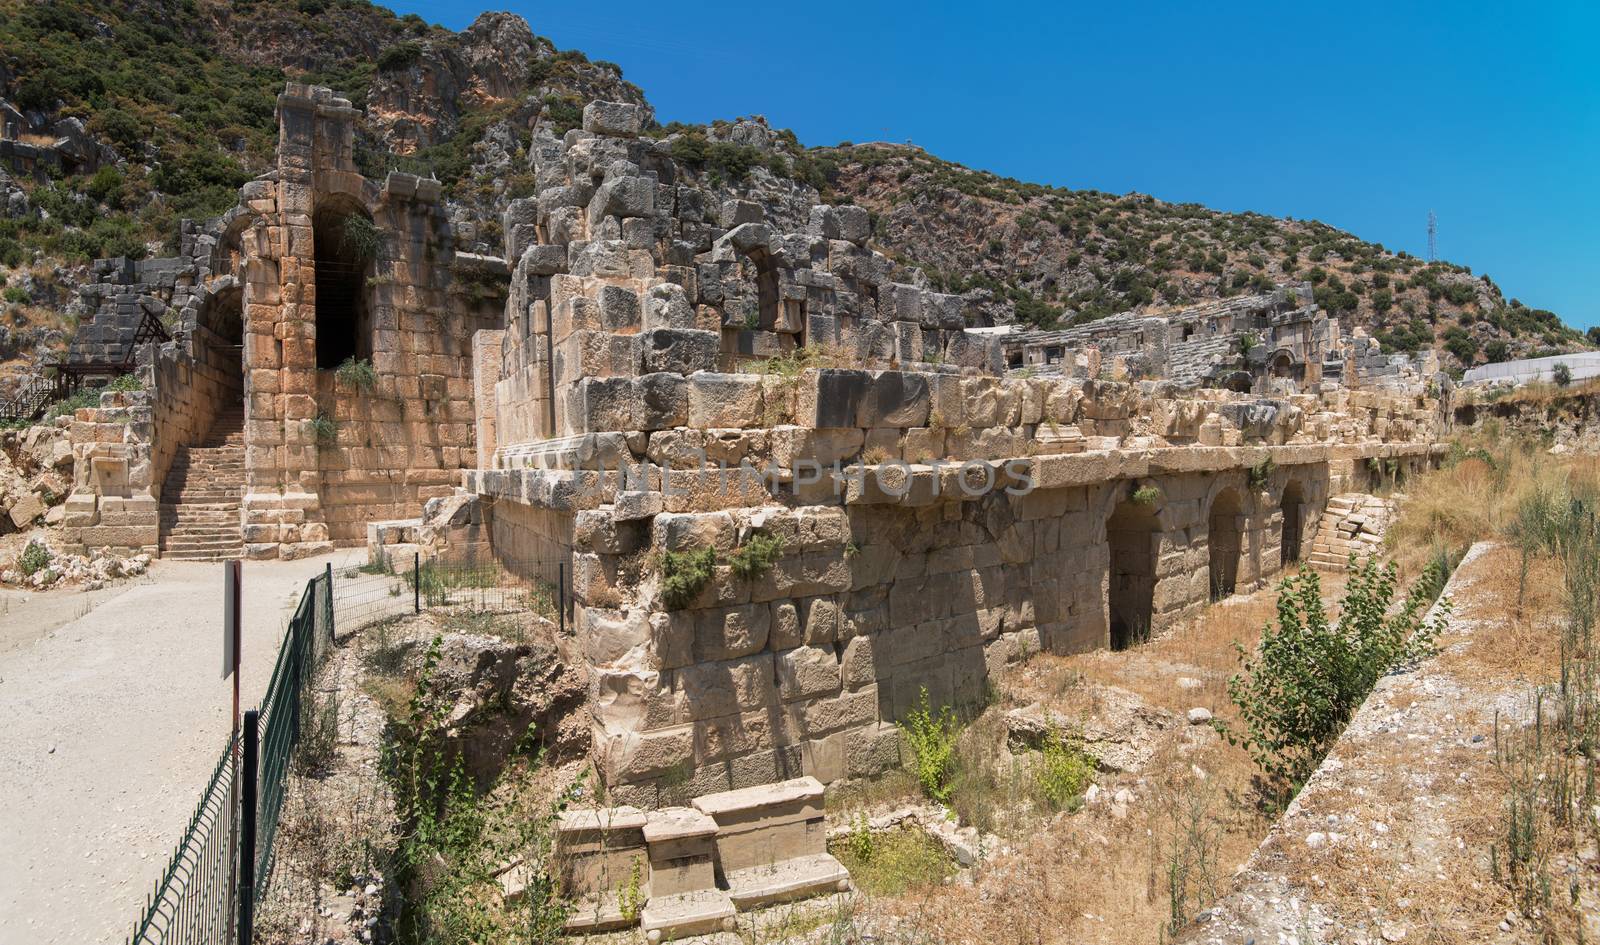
0,550,366,945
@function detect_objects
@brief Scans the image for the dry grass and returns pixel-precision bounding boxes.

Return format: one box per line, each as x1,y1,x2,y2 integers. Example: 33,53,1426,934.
1435,544,1566,682
1386,434,1600,573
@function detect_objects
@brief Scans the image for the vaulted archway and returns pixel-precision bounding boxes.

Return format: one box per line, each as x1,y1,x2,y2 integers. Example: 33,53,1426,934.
1106,497,1161,649
1209,487,1244,600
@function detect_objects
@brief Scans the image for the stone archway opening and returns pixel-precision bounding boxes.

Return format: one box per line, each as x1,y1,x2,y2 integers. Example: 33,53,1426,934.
1280,479,1304,568
1209,487,1243,600
312,198,375,369
1271,351,1294,378
1106,497,1160,650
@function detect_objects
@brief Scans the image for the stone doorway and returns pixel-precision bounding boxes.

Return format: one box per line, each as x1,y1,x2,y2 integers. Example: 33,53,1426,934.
1106,498,1160,649
1209,487,1243,600
1280,479,1304,568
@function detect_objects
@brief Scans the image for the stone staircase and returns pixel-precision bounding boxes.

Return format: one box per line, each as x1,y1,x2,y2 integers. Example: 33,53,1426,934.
159,407,245,560
1307,492,1395,570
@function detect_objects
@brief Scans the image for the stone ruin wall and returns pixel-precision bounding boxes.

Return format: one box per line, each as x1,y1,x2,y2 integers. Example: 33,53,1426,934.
230,85,506,558
458,101,1452,806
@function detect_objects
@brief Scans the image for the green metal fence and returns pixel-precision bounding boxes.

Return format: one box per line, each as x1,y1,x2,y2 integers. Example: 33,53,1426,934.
125,568,333,945
124,737,238,945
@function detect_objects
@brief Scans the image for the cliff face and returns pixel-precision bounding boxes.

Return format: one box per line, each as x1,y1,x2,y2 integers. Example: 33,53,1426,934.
0,0,1589,384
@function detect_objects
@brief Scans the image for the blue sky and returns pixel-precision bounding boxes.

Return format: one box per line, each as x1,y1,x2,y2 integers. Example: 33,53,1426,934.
391,0,1599,329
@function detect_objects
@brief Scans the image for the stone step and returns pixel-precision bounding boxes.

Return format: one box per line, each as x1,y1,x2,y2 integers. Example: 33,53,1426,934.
161,549,244,561
164,538,245,552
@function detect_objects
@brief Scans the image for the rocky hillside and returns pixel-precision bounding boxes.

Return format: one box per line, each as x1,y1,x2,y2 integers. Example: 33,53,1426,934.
815,144,1594,366
0,0,1591,384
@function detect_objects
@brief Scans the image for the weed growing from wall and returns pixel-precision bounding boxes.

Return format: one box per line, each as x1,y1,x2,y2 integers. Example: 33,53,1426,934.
657,547,716,610
335,356,378,392
728,531,784,581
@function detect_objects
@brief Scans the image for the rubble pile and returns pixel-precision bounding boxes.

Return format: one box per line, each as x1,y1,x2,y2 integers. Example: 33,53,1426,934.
0,536,150,589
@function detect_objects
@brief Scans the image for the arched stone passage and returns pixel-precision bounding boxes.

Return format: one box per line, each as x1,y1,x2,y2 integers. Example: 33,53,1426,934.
1280,479,1305,568
1106,498,1160,649
1271,351,1294,378
312,197,374,369
1209,487,1244,600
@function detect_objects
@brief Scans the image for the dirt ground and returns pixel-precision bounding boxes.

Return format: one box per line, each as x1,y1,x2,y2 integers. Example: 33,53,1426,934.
0,548,366,945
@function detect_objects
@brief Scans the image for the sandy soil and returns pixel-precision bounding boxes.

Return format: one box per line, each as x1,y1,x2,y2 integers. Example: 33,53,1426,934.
0,549,368,945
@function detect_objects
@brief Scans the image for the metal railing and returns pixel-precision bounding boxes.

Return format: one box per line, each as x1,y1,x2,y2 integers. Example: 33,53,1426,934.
332,551,568,635
127,549,568,944
126,568,333,945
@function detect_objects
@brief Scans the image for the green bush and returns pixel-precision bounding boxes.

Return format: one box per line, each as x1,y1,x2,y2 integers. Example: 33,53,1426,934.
899,687,960,803
1220,559,1451,801
829,824,956,896
1552,362,1573,387
1132,485,1162,506
1247,456,1276,491
2,287,28,304
376,41,421,72
338,214,383,263
727,531,784,581
657,547,715,610
1035,727,1095,811
108,373,143,392
18,540,52,577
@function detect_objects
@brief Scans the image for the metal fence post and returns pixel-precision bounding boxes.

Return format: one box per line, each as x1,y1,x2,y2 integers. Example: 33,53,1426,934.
238,710,259,945
558,561,566,636
414,551,421,613
324,562,334,640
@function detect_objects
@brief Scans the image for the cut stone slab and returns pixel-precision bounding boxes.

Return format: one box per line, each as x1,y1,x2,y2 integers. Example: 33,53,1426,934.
640,890,736,939
691,777,849,908
721,852,851,909
555,806,649,933
562,892,635,934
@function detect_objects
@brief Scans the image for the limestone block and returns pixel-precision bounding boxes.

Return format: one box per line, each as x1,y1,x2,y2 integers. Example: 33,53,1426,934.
589,175,655,224
597,284,640,329
520,243,568,276
678,653,777,720
576,605,651,664
694,603,771,661
776,645,842,702
637,372,689,430
835,205,871,245
9,493,46,529
641,328,719,375
579,378,644,432
798,595,840,643
652,510,736,552
644,283,697,331
841,635,879,687
719,222,771,254
798,685,877,736
859,372,930,428
687,373,763,428
797,370,868,429
769,600,801,649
